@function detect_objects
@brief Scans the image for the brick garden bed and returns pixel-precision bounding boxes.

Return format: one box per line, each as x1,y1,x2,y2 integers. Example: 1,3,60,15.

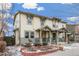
21,45,62,56
21,48,58,56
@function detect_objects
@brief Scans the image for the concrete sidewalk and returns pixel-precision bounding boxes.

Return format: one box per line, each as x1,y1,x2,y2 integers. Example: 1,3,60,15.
43,43,79,56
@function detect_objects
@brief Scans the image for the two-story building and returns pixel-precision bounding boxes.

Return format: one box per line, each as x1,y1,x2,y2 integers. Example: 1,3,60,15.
14,11,67,45
67,24,79,42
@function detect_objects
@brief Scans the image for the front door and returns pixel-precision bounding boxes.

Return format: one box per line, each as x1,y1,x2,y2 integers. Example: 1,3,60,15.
42,31,47,45
52,33,56,43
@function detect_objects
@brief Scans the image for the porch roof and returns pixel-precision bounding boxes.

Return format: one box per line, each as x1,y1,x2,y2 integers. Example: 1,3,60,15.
58,28,68,33
35,26,53,31
36,26,68,32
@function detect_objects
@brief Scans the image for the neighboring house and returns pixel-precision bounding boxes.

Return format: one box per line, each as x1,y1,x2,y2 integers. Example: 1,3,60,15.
66,24,75,42
14,11,67,45
67,24,79,42
74,24,79,42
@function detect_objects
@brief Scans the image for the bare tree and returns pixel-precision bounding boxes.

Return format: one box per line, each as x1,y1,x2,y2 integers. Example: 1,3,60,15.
0,3,12,40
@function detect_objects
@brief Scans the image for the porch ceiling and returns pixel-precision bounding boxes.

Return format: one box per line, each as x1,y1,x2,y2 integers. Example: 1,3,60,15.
35,26,53,31
58,28,68,33
36,26,68,33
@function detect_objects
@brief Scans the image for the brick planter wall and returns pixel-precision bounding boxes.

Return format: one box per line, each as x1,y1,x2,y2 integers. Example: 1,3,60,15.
21,48,59,56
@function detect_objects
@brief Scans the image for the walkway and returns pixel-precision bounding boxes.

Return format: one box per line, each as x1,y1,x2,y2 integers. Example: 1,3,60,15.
43,43,79,56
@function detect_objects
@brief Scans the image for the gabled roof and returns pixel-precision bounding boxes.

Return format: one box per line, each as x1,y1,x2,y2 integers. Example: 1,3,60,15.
14,11,51,20
14,11,67,25
59,27,68,32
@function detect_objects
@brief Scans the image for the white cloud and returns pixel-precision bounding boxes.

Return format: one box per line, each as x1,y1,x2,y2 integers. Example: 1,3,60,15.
22,3,44,11
67,16,79,21
37,7,44,11
22,3,38,9
61,3,73,4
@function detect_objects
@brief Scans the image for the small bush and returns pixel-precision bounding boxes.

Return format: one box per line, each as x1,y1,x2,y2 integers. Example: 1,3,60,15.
24,43,32,47
34,43,42,46
0,41,7,52
4,37,15,46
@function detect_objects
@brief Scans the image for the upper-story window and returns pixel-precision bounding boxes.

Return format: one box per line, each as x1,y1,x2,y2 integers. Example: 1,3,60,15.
53,21,58,28
62,24,64,28
27,15,33,25
41,18,46,26
62,23,66,28
53,24,56,27
53,24,58,28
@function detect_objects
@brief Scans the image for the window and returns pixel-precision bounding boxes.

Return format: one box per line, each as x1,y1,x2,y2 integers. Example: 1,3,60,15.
25,31,34,38
30,32,34,38
53,24,56,27
53,24,58,28
41,18,46,26
25,32,29,38
27,15,33,24
62,24,64,28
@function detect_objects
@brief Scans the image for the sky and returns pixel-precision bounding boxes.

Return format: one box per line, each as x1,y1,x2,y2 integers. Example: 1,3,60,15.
1,3,79,36
11,3,79,24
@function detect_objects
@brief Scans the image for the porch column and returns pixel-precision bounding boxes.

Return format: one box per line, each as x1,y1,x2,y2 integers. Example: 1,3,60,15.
40,30,42,45
49,31,52,45
15,30,20,45
56,31,59,44
65,32,68,44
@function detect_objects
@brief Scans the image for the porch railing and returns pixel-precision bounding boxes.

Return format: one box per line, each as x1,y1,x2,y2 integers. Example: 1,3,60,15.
34,38,57,45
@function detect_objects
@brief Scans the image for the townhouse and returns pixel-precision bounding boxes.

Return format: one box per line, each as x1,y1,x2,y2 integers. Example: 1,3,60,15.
67,24,79,42
14,11,68,45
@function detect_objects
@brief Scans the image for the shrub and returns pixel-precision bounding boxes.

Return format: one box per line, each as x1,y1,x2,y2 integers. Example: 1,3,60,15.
24,43,32,47
4,37,15,46
0,41,7,52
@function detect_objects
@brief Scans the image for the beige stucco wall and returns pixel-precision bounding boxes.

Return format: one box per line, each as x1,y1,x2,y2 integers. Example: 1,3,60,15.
14,13,67,34
33,17,41,30
14,14,20,29
14,13,67,44
20,14,41,38
20,14,34,38
52,20,62,30
44,19,52,29
15,30,19,45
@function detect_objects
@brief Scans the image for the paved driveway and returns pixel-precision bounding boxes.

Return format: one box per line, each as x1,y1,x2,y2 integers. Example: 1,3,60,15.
43,43,79,56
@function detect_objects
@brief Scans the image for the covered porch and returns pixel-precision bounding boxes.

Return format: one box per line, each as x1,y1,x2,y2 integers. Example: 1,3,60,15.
57,28,69,44
35,26,59,45
34,26,68,45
